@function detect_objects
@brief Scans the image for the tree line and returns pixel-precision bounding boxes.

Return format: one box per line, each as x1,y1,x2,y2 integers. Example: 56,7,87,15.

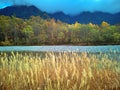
0,15,120,45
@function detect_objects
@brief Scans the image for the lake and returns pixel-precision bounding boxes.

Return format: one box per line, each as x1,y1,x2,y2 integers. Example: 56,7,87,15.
0,45,120,60
0,45,120,52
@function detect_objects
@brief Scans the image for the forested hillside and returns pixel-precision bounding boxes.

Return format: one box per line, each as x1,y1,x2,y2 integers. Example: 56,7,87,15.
0,15,120,45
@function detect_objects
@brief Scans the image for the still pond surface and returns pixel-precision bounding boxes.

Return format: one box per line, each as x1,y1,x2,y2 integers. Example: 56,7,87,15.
0,45,120,52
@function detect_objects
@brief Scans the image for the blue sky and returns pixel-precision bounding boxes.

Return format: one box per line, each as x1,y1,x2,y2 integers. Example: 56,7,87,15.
0,0,120,15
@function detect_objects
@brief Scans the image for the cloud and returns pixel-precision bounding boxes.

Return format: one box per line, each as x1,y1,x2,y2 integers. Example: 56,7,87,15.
0,0,120,15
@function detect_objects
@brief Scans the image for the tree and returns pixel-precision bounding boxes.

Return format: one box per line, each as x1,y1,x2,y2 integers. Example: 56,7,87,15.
74,21,79,28
88,23,95,27
0,15,120,45
0,16,10,41
101,21,110,27
22,25,33,45
11,16,24,45
113,33,120,44
27,16,45,44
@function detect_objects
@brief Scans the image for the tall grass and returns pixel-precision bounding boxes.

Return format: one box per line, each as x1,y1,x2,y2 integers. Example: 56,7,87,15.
0,52,120,90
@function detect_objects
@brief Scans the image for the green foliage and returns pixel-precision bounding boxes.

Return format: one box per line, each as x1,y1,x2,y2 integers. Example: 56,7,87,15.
22,25,33,36
1,40,13,46
113,33,120,44
0,15,120,45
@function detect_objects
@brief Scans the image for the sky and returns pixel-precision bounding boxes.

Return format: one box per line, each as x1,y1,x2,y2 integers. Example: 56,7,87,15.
0,0,120,15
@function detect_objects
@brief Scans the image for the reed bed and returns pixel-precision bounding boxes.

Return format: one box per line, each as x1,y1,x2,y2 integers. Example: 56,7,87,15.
0,52,120,90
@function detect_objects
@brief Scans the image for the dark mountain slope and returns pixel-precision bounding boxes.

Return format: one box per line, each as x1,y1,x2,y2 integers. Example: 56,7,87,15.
0,5,120,24
0,5,49,19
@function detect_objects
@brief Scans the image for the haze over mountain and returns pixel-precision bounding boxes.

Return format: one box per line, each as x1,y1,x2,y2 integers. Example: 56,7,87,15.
0,5,120,25
0,0,120,15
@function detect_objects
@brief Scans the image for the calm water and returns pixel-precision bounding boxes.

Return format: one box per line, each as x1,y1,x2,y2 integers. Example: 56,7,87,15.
0,45,120,60
0,45,120,52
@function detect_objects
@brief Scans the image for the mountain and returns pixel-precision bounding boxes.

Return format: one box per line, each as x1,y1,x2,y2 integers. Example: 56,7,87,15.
0,5,49,19
50,11,120,24
0,5,120,25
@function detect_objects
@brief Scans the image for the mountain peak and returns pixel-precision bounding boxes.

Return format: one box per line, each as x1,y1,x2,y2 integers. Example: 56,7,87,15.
0,5,120,25
0,5,48,19
1,5,39,11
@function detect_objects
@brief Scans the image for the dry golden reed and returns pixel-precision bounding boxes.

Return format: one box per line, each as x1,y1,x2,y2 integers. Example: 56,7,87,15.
0,52,120,90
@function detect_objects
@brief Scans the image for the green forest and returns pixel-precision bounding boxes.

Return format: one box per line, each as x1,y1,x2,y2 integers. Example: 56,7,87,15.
0,15,120,45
